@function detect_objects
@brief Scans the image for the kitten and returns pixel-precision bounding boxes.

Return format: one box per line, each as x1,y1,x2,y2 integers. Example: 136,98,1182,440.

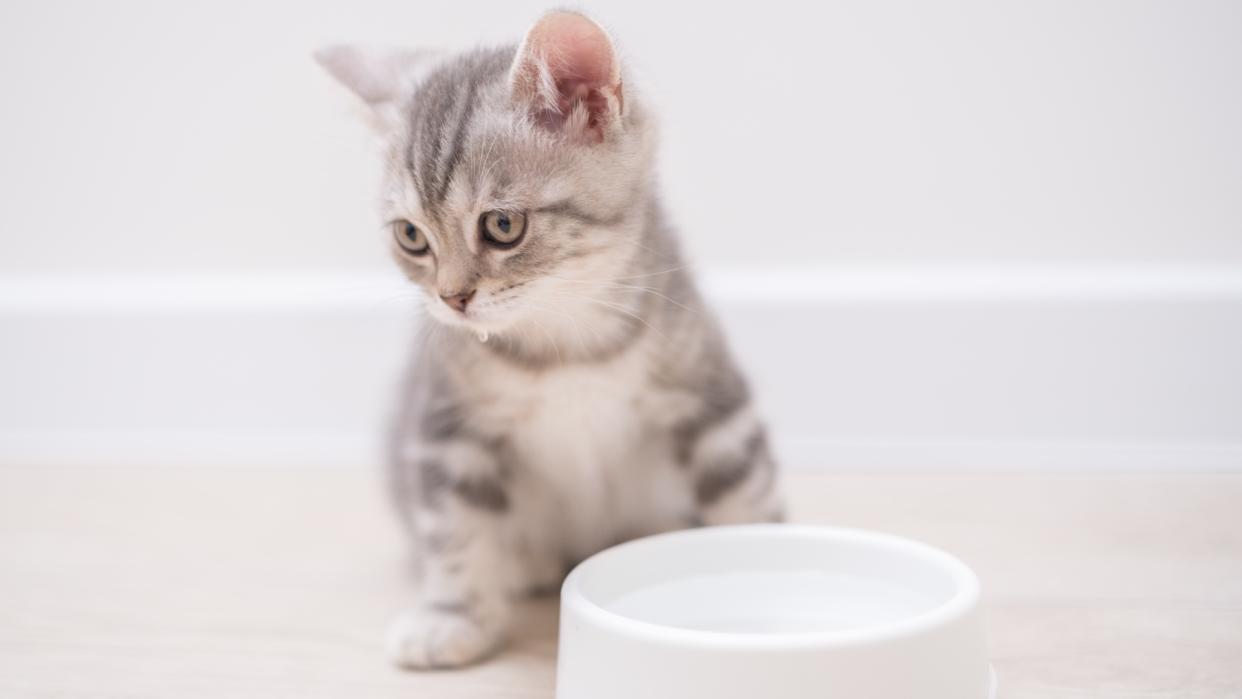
317,10,783,669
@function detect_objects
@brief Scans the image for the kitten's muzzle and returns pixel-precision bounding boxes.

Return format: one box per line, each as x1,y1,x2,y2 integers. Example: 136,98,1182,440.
439,289,476,314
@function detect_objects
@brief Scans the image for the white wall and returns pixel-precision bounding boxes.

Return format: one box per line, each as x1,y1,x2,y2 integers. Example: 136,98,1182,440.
3,271,1240,470
2,1,1240,471
2,0,1240,274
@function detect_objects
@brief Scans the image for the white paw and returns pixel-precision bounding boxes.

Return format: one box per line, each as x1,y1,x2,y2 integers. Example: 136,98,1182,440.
385,607,505,669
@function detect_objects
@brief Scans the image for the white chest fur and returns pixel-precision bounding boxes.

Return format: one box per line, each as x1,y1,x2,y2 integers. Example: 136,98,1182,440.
473,344,692,562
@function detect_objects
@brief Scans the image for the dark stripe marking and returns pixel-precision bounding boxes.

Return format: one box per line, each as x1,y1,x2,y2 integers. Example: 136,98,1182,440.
432,78,480,209
695,429,770,506
534,200,627,228
452,474,509,512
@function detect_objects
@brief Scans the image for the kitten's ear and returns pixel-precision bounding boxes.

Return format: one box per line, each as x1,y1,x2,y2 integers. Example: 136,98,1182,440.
509,11,623,144
315,45,440,132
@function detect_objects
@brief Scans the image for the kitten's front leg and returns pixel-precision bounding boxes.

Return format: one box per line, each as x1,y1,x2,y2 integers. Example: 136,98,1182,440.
684,406,785,526
387,441,514,669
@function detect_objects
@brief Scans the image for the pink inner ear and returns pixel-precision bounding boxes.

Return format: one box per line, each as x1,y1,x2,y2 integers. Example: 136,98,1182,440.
515,11,622,140
528,12,617,87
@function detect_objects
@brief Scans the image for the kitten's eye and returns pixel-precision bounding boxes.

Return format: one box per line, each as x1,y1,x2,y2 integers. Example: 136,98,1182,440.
479,210,527,248
393,220,429,255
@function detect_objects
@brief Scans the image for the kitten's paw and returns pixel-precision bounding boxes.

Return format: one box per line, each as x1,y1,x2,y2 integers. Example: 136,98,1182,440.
385,607,505,669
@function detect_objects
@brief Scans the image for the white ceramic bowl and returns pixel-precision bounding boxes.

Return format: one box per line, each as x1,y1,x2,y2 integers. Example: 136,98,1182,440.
557,524,995,699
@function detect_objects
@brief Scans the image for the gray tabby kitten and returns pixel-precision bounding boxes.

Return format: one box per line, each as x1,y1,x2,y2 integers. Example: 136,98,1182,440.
318,10,783,669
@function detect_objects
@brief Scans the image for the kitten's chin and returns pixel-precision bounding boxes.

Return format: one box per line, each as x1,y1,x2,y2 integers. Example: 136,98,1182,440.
425,304,511,339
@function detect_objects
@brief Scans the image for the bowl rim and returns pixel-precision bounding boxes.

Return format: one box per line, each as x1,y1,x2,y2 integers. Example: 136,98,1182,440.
561,524,981,650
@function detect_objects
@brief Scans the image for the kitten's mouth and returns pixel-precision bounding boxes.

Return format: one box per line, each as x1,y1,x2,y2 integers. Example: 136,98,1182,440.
427,294,511,338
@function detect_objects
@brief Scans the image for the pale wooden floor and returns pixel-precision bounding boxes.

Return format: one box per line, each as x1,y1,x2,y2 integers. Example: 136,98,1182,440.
1,467,1239,698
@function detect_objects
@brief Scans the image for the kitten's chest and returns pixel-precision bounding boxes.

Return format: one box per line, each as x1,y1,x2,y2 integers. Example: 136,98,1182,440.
476,352,690,501
499,358,653,466
475,353,690,545
462,350,700,563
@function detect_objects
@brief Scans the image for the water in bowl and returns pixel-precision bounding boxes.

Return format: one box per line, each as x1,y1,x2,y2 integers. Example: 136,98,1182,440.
605,569,941,634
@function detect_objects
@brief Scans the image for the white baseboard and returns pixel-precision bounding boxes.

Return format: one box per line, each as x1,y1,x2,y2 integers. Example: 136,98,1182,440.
3,265,1241,472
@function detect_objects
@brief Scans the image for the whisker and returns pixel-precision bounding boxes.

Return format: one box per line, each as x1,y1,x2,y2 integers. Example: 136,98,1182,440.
517,299,594,356
526,313,564,366
541,278,698,315
539,289,666,342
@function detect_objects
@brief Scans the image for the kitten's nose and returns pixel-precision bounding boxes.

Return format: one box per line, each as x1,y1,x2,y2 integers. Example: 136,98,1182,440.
439,289,476,313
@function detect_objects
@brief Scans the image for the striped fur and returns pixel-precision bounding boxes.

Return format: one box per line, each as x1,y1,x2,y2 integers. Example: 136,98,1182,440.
319,11,783,670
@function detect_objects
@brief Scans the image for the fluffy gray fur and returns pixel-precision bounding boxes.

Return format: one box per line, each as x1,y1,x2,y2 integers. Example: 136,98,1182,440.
318,11,783,669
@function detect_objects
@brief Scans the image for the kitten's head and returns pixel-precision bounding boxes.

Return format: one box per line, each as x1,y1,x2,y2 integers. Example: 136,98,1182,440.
318,11,655,342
